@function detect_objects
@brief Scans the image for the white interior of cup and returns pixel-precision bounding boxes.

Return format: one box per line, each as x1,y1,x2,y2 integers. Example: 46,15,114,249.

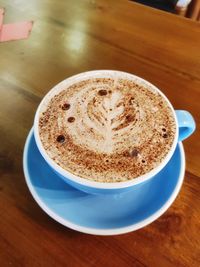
34,70,178,189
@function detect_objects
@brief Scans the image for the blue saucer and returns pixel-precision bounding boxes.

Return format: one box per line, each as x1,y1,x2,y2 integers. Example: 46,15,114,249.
23,129,185,235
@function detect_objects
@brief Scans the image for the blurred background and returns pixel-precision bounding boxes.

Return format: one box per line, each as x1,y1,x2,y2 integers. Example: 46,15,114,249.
132,0,200,19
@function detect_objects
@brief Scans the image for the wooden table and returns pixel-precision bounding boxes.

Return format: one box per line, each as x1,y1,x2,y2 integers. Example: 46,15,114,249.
0,1,200,266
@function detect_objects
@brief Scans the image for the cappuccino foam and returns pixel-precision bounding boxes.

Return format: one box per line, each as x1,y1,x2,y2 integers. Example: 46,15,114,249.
38,74,176,182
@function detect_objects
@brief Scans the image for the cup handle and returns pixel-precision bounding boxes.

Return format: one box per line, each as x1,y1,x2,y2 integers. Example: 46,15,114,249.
175,110,196,142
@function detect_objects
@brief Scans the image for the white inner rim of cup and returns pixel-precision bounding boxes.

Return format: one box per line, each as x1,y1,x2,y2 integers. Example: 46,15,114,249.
34,70,178,189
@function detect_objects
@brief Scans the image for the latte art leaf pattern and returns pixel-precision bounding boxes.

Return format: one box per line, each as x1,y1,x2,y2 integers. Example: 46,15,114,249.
68,88,141,154
39,76,176,182
88,91,127,153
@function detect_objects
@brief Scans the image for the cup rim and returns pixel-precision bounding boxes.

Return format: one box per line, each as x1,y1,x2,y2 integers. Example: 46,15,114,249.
34,70,178,189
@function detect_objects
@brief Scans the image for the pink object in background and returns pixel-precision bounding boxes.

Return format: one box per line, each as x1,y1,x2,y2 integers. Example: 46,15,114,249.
0,21,33,42
0,8,33,43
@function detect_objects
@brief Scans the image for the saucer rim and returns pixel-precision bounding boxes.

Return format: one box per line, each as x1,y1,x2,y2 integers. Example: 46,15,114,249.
23,128,185,236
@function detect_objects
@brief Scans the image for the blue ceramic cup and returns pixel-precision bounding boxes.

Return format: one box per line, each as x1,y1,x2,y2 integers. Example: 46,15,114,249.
34,71,195,194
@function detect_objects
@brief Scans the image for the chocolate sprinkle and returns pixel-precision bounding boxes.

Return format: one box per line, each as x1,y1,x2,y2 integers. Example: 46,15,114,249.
131,149,139,157
98,89,107,96
62,103,70,110
68,117,75,123
56,135,65,143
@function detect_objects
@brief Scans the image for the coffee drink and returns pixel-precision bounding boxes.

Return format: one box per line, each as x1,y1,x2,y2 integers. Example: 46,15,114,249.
38,72,176,182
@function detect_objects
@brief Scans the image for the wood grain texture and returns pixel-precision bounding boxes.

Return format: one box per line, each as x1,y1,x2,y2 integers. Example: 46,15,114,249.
0,1,200,266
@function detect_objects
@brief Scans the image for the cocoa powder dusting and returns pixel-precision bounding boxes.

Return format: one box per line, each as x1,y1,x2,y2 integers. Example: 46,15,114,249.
39,76,176,182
